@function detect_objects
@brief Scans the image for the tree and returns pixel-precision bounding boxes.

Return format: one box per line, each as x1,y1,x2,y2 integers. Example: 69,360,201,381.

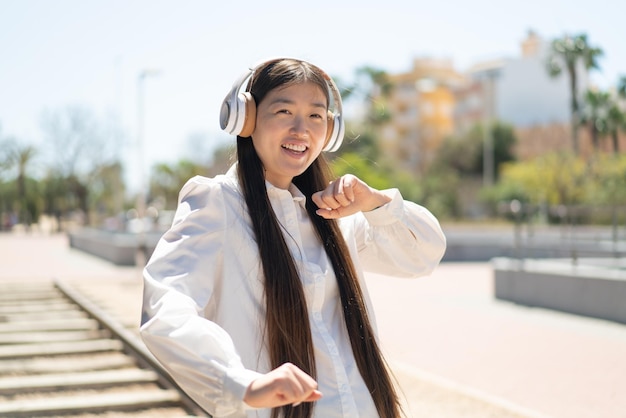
40,106,122,178
495,152,588,206
89,162,125,223
13,144,38,225
333,129,381,163
432,122,517,180
39,105,124,226
547,33,603,155
150,159,207,209
335,65,392,136
203,142,235,178
580,89,611,150
0,139,40,227
581,79,626,154
618,75,626,98
606,102,626,154
40,171,69,232
586,153,626,205
0,125,14,179
612,75,626,153
338,66,393,103
329,66,392,182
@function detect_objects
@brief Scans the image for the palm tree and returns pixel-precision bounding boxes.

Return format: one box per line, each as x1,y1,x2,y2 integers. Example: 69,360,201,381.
547,33,603,155
607,75,626,154
581,85,626,154
606,103,625,154
580,89,610,151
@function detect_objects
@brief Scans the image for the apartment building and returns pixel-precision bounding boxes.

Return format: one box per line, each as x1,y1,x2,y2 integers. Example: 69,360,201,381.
380,57,465,173
378,31,581,172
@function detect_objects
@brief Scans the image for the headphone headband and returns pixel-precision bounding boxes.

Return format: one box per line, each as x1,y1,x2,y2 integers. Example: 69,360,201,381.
219,58,345,152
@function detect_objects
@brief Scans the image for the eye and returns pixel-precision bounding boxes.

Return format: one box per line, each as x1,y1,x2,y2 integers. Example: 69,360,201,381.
310,113,324,119
277,109,291,115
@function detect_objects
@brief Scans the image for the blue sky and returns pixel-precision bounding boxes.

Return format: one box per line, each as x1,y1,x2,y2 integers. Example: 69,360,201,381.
1,0,624,189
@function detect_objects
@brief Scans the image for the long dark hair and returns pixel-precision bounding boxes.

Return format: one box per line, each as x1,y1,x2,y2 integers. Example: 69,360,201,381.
236,59,402,418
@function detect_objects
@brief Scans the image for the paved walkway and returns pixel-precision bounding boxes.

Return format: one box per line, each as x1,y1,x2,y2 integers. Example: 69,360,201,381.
1,231,625,418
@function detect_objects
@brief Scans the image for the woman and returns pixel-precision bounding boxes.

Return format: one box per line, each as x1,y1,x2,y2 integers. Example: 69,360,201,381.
140,58,446,418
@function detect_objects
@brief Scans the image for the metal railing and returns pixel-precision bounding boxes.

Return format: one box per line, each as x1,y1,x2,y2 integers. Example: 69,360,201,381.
499,201,626,264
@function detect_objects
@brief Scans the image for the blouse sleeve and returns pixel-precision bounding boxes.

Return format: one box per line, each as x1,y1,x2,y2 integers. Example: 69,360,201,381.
352,188,447,278
139,176,261,417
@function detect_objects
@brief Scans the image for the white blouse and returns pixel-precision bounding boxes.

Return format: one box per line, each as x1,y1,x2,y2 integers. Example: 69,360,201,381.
140,165,446,418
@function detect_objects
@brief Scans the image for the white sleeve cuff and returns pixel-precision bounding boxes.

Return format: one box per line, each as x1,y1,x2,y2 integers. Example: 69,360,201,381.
224,367,264,411
362,188,404,226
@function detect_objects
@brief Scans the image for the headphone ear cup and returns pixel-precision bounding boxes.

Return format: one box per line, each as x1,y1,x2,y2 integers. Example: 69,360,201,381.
238,92,256,137
220,94,236,133
323,111,344,152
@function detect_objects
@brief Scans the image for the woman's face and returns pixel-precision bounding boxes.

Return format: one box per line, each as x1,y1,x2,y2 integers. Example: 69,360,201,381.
251,82,328,189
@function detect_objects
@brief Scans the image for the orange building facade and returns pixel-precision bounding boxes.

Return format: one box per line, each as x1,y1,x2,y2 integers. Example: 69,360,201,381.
379,58,467,173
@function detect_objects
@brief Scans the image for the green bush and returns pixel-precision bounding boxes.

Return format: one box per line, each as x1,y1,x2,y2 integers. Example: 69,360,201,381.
485,152,626,224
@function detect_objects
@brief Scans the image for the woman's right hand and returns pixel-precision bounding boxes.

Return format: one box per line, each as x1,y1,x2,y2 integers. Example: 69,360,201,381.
244,363,323,408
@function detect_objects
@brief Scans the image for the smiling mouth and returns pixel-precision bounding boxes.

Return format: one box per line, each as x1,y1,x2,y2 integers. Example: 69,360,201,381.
282,143,308,153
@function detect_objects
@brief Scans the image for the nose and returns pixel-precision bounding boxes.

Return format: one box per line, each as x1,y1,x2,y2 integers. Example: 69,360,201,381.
290,116,308,137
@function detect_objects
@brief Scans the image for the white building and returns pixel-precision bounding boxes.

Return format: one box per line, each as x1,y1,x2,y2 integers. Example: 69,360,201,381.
464,30,590,128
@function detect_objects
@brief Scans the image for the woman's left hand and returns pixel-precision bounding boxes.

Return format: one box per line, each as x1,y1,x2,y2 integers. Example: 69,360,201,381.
311,174,391,219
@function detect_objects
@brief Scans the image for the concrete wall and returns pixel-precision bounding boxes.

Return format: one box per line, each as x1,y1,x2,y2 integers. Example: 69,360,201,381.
494,258,626,325
68,229,161,266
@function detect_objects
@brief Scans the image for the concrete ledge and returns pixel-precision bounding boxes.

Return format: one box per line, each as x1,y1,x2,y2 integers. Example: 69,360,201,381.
68,229,161,266
493,257,626,325
441,226,626,262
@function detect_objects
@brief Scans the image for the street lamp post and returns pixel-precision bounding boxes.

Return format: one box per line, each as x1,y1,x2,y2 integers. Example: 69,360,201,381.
482,68,499,187
135,69,160,268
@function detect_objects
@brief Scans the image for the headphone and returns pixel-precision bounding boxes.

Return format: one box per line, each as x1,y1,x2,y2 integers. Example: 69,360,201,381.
219,58,345,152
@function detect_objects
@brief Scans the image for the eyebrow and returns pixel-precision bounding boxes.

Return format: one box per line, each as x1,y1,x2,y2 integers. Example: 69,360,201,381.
268,97,327,110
